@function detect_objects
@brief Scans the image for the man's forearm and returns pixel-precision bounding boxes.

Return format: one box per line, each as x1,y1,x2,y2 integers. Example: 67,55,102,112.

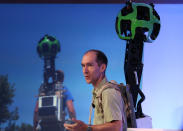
90,120,122,131
67,100,76,119
68,111,76,119
64,119,123,131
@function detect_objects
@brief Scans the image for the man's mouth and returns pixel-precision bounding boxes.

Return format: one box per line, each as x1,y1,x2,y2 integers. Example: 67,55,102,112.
85,76,89,79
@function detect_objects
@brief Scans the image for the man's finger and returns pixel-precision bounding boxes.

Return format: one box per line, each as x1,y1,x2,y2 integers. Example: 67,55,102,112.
64,123,74,129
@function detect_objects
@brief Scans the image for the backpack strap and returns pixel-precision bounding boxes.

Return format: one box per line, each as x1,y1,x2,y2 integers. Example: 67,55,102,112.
96,80,120,98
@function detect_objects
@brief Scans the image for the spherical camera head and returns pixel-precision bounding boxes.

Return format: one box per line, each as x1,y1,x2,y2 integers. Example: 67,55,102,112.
115,2,161,43
37,34,61,58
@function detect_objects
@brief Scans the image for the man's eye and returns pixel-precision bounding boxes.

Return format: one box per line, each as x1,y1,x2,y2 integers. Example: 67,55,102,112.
88,64,93,66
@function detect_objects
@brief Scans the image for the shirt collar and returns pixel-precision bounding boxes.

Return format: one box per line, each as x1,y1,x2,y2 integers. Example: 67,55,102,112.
92,77,108,96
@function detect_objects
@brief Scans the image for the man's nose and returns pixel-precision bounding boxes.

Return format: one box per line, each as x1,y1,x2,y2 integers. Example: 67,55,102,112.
83,66,88,74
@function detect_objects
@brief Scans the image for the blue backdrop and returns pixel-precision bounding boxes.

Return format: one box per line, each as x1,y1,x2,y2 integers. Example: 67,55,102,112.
0,3,183,130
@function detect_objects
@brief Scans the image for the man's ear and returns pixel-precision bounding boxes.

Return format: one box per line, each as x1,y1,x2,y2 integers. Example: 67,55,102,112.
100,64,106,73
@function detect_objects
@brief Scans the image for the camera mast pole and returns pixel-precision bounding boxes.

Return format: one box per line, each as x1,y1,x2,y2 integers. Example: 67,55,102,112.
115,1,161,118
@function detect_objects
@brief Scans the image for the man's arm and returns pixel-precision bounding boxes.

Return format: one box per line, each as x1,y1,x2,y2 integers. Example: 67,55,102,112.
64,119,122,131
66,100,76,119
90,120,122,131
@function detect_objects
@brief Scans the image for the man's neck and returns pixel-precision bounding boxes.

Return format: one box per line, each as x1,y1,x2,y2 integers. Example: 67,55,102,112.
93,74,105,89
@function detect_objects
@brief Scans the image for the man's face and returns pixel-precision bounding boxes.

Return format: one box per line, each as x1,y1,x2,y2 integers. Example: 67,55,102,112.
81,52,102,86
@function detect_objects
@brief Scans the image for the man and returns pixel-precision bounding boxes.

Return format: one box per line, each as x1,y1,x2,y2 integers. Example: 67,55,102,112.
64,49,126,131
33,70,76,130
54,70,76,120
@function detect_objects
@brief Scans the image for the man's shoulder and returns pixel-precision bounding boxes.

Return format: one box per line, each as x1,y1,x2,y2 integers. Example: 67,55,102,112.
99,81,121,96
102,81,119,91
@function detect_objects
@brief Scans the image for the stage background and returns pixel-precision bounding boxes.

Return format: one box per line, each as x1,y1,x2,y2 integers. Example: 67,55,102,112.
0,3,182,130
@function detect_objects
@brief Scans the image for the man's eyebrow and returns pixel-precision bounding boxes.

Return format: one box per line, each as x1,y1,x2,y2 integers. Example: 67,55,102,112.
81,62,93,66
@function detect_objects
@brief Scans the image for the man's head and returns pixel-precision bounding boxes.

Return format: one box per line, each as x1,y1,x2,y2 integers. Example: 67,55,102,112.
55,70,64,83
81,49,108,87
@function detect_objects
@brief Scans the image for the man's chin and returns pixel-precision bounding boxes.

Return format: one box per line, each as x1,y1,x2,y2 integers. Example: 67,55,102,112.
85,80,91,84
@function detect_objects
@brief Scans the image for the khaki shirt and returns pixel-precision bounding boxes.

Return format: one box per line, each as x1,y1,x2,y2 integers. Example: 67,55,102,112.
92,77,125,125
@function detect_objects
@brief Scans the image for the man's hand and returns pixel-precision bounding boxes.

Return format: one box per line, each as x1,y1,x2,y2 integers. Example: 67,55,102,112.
64,118,88,131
